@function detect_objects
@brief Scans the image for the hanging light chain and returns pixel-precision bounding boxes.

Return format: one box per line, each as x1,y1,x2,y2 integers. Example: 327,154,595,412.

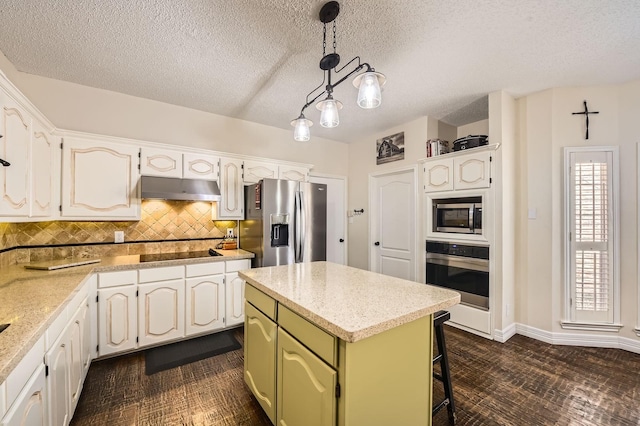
322,23,327,56
333,20,337,53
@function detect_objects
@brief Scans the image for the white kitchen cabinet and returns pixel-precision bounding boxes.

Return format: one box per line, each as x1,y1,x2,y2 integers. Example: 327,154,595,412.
68,301,90,414
0,91,31,217
423,149,492,193
45,328,70,426
61,137,140,219
138,280,185,347
423,157,454,193
243,160,278,184
453,150,491,191
225,272,246,327
0,365,46,426
140,147,182,178
98,286,138,357
278,165,309,182
185,275,225,336
29,119,55,218
215,157,244,219
183,152,219,180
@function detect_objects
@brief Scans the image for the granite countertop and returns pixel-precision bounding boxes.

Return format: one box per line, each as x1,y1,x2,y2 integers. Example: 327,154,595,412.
239,261,460,343
0,249,254,384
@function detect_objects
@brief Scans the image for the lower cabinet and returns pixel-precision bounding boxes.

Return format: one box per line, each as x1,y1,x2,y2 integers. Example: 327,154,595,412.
45,328,70,426
138,280,185,347
277,328,337,426
0,365,47,426
185,275,225,336
225,272,246,327
244,302,277,423
98,286,137,357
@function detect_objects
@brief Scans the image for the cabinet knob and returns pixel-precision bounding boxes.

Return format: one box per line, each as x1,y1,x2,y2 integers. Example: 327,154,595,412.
374,241,380,246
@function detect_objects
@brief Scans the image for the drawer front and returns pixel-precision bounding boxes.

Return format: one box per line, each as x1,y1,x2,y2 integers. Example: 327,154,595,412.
225,259,251,273
98,270,137,288
245,284,276,321
278,305,337,368
45,308,68,351
185,261,225,278
138,265,184,283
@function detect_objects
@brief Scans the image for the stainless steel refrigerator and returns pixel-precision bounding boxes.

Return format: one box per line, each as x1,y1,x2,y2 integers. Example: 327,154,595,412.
240,178,327,268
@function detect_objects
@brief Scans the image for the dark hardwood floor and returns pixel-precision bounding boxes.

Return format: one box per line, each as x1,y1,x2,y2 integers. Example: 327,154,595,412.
71,326,640,425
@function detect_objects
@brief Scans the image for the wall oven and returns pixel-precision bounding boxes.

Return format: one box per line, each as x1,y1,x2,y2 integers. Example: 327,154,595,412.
433,197,482,234
426,240,489,310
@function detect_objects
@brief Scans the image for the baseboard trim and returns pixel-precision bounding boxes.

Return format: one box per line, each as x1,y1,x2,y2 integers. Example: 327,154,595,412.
494,323,517,343
514,323,640,355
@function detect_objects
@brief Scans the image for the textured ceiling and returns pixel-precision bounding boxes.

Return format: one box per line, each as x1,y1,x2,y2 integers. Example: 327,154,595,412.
0,1,639,143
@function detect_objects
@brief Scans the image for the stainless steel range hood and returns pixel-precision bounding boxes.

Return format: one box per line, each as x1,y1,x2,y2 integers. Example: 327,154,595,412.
141,176,221,201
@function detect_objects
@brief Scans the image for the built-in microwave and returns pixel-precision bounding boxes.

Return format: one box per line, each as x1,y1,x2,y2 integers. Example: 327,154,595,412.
433,197,482,234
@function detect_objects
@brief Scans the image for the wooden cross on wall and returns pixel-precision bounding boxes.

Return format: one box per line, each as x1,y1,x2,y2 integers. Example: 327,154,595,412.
572,100,599,139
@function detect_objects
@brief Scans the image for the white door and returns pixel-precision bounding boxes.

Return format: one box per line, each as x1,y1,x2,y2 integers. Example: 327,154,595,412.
370,168,417,280
310,174,347,265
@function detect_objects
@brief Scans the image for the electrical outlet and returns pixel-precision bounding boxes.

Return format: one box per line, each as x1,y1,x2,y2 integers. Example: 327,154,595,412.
227,228,234,237
114,231,124,243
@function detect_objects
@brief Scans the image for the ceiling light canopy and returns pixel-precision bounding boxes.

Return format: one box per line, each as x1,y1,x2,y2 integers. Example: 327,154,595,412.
290,1,386,142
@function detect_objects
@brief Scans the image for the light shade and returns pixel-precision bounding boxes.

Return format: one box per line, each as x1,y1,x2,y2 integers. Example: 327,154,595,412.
353,71,386,109
290,115,313,141
316,97,343,128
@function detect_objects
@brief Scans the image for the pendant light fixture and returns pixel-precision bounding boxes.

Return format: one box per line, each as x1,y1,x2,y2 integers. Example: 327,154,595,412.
291,1,386,141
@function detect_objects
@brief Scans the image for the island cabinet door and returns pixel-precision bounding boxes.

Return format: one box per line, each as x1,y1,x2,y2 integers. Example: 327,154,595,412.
138,280,185,347
277,328,337,426
244,302,277,424
98,287,137,357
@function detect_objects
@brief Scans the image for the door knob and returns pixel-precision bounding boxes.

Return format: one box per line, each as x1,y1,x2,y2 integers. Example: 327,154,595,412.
374,241,380,246
339,238,344,243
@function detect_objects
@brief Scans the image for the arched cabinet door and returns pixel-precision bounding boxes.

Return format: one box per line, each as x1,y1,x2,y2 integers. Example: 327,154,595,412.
98,286,137,357
185,275,225,336
0,364,47,426
215,157,244,219
61,137,140,219
138,280,185,347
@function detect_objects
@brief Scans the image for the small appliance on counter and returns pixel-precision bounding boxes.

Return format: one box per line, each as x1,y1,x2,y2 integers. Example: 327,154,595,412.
453,135,488,151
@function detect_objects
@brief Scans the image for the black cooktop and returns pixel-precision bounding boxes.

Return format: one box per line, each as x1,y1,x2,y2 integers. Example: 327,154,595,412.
139,249,222,263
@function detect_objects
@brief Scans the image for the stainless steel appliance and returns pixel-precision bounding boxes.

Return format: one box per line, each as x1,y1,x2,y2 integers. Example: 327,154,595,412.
433,197,482,234
426,240,489,310
240,178,327,268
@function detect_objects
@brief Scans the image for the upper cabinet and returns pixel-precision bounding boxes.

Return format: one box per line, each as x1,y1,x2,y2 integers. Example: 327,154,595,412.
215,157,244,219
0,91,31,217
140,147,219,181
0,90,57,221
278,165,308,182
61,137,140,219
243,160,278,184
424,148,492,193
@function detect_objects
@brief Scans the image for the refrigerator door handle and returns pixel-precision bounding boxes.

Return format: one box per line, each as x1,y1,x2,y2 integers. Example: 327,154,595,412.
298,190,306,262
295,191,302,262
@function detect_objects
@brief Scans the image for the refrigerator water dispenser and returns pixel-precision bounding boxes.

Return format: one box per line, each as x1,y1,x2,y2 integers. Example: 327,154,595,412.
270,214,290,247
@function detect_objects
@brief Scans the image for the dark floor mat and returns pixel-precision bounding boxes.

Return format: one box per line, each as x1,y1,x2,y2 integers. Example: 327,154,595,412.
145,329,241,375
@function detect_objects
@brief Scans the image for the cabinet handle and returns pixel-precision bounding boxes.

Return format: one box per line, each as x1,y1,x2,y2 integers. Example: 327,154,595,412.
374,241,380,246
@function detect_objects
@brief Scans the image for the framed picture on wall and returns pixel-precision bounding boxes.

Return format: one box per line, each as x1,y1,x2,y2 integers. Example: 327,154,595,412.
376,131,405,165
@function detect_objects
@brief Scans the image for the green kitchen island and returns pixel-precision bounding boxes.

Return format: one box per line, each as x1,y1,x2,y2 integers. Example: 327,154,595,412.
239,262,460,426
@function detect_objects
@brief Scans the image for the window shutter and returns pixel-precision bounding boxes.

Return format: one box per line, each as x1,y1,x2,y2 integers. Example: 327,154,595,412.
568,151,614,323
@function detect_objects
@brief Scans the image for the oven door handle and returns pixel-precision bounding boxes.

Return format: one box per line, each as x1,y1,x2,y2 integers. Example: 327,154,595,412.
426,254,489,272
469,206,475,233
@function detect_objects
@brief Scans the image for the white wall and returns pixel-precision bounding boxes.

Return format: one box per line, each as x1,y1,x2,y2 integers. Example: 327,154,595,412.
516,80,640,341
6,69,349,177
457,119,489,138
347,116,431,270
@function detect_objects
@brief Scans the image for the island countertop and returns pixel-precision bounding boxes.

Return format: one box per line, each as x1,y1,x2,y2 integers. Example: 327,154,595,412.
239,261,460,343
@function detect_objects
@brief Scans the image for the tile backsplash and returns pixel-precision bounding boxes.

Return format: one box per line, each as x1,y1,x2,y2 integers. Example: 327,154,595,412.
0,200,238,266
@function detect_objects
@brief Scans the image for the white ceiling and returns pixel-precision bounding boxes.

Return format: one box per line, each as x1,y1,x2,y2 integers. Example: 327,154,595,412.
1,1,639,143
